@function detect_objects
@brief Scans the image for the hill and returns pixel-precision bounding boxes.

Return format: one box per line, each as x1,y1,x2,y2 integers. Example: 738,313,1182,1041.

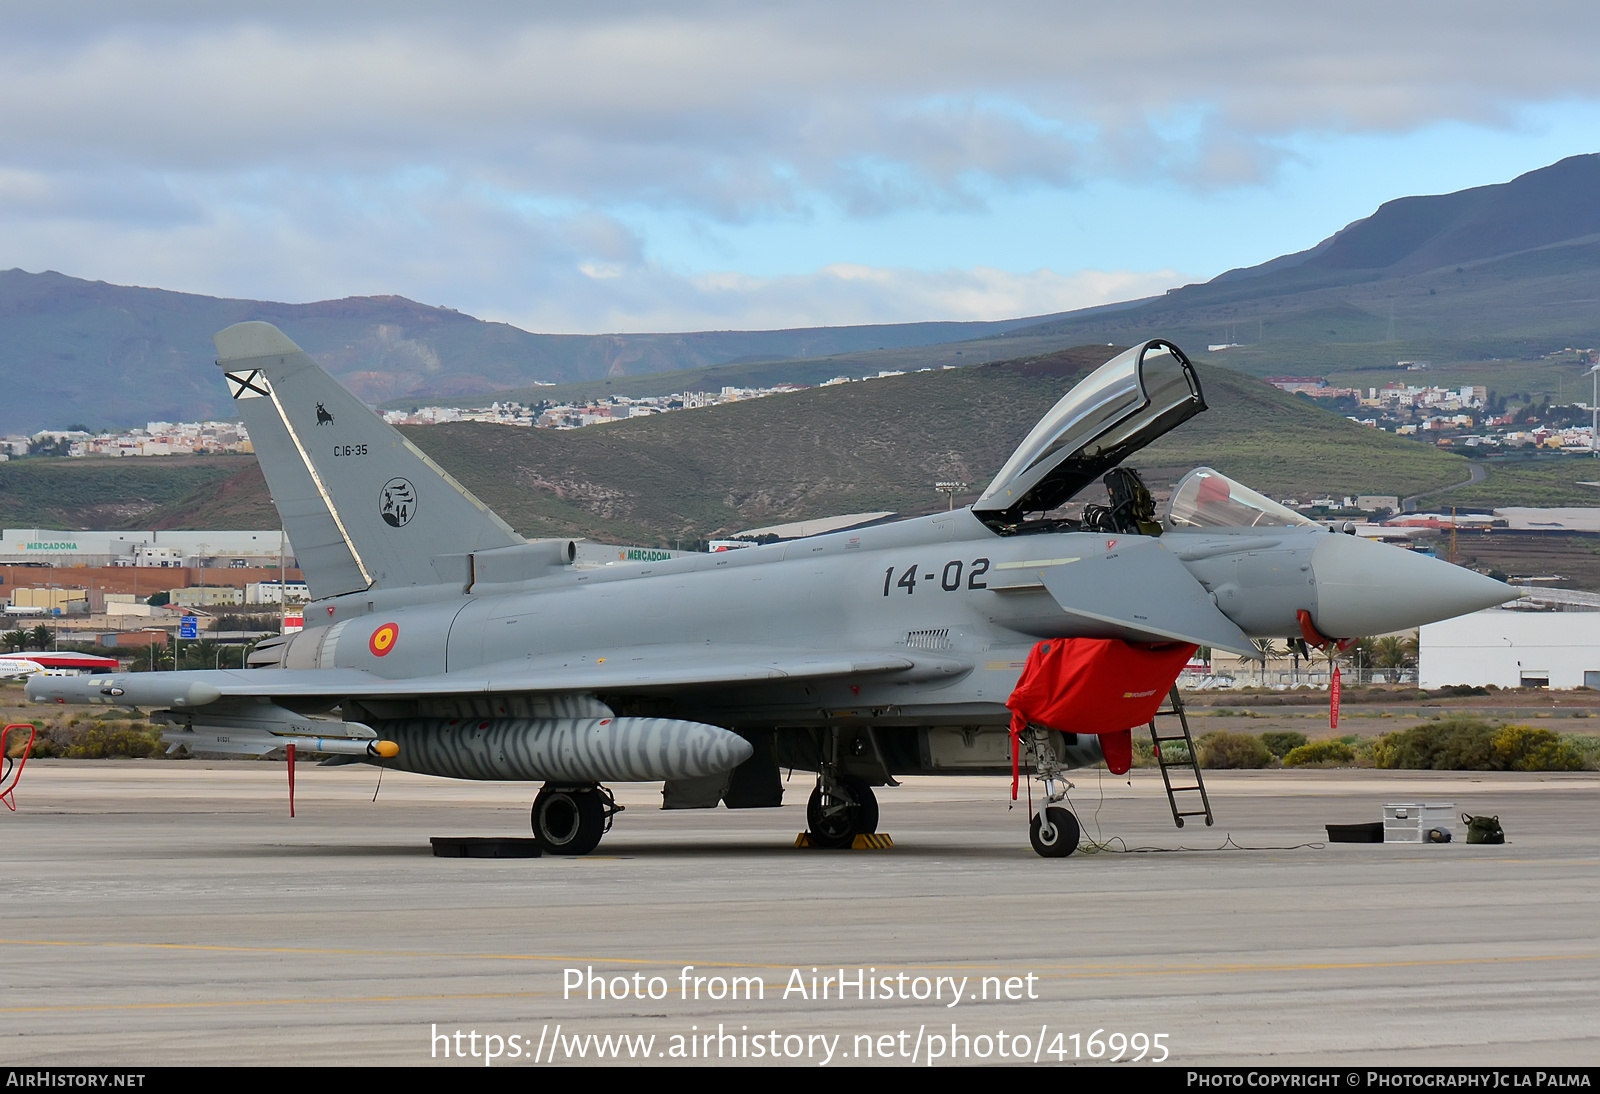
0,345,1469,544
0,454,275,530
399,348,1467,544
0,268,1067,433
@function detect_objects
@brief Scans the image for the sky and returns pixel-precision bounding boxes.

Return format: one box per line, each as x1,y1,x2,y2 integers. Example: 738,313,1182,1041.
2,2,1599,334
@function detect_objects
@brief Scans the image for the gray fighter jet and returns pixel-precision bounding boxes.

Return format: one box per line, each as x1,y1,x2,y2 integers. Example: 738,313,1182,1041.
29,324,1515,855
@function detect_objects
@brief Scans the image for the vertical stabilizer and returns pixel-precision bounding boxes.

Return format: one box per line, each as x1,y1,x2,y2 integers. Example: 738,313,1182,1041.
215,322,523,598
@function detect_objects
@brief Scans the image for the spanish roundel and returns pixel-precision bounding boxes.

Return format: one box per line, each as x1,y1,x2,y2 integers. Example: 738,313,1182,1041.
369,622,400,657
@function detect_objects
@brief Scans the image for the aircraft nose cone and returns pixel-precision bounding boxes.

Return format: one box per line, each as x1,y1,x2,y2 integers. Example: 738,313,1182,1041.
1311,532,1520,638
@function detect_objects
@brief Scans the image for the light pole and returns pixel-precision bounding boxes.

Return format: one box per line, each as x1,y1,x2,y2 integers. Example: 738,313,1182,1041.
934,481,965,511
1590,362,1599,457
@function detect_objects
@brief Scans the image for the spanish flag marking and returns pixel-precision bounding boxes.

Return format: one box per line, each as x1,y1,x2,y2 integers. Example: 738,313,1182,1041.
369,622,400,657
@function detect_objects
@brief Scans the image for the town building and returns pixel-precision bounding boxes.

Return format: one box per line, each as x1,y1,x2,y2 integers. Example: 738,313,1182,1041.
0,529,294,568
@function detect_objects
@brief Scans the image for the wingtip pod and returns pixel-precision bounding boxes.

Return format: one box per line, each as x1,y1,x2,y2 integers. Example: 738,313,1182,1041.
214,321,303,362
26,673,223,708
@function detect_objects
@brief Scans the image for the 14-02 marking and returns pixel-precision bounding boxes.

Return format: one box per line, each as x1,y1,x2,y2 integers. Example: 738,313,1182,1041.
883,558,990,595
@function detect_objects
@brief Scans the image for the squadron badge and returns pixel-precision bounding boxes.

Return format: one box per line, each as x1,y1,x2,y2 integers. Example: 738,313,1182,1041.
380,477,417,527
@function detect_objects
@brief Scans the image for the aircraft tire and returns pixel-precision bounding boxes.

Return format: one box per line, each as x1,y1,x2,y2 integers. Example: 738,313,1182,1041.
1029,807,1080,858
532,786,606,855
806,775,874,849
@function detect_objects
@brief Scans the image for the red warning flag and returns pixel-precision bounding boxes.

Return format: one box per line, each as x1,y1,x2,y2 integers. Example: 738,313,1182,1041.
1005,638,1197,796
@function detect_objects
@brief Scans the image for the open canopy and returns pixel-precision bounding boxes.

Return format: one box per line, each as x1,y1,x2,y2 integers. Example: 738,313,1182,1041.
974,340,1205,529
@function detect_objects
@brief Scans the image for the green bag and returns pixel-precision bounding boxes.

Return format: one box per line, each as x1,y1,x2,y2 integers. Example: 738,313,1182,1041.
1463,813,1504,844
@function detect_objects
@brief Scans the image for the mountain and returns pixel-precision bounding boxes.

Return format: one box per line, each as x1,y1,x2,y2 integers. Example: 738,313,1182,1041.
0,269,1066,433
1001,154,1600,381
5,152,1599,434
1224,153,1600,278
439,154,1600,414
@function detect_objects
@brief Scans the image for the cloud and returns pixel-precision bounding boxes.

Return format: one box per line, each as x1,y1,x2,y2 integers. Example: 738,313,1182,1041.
0,4,1594,329
503,259,1183,334
0,163,1182,332
668,263,1181,331
2,4,1597,209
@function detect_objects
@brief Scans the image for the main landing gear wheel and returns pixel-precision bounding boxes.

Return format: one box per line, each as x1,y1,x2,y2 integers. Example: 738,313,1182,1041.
806,775,878,849
531,785,615,855
1030,806,1081,858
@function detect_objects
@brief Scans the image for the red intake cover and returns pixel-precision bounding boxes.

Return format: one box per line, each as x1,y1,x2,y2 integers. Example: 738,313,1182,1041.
1006,637,1197,790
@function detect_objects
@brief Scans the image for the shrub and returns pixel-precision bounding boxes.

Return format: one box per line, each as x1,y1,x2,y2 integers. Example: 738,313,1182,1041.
1131,737,1194,767
4,722,46,758
1351,736,1383,765
1158,740,1194,764
1490,725,1585,772
1282,740,1356,766
59,724,162,759
1197,731,1270,769
1372,718,1496,770
1562,735,1600,769
1372,719,1590,771
1259,731,1308,759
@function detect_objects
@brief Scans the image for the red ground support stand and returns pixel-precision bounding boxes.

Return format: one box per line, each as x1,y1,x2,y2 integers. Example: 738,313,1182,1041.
2,723,39,811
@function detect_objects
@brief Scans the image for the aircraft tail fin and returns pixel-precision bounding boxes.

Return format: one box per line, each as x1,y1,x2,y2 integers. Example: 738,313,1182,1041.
214,322,523,600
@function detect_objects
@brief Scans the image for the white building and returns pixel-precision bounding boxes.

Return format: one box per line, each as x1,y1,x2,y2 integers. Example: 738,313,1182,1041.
0,529,295,568
245,580,310,605
1421,596,1600,689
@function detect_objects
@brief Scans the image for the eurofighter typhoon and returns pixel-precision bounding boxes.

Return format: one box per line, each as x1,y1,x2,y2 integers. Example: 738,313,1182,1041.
28,324,1516,855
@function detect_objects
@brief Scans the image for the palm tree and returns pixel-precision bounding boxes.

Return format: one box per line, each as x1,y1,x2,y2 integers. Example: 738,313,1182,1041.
133,638,173,672
180,639,220,671
1372,634,1419,681
1252,639,1283,685
2,629,27,653
1372,635,1404,670
29,624,52,651
1331,636,1377,685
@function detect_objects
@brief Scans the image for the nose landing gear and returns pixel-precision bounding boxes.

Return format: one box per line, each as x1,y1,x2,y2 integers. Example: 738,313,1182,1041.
1029,806,1081,857
1022,726,1080,857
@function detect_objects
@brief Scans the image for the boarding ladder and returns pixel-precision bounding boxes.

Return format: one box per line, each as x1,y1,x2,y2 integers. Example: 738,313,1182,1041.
1148,688,1213,828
